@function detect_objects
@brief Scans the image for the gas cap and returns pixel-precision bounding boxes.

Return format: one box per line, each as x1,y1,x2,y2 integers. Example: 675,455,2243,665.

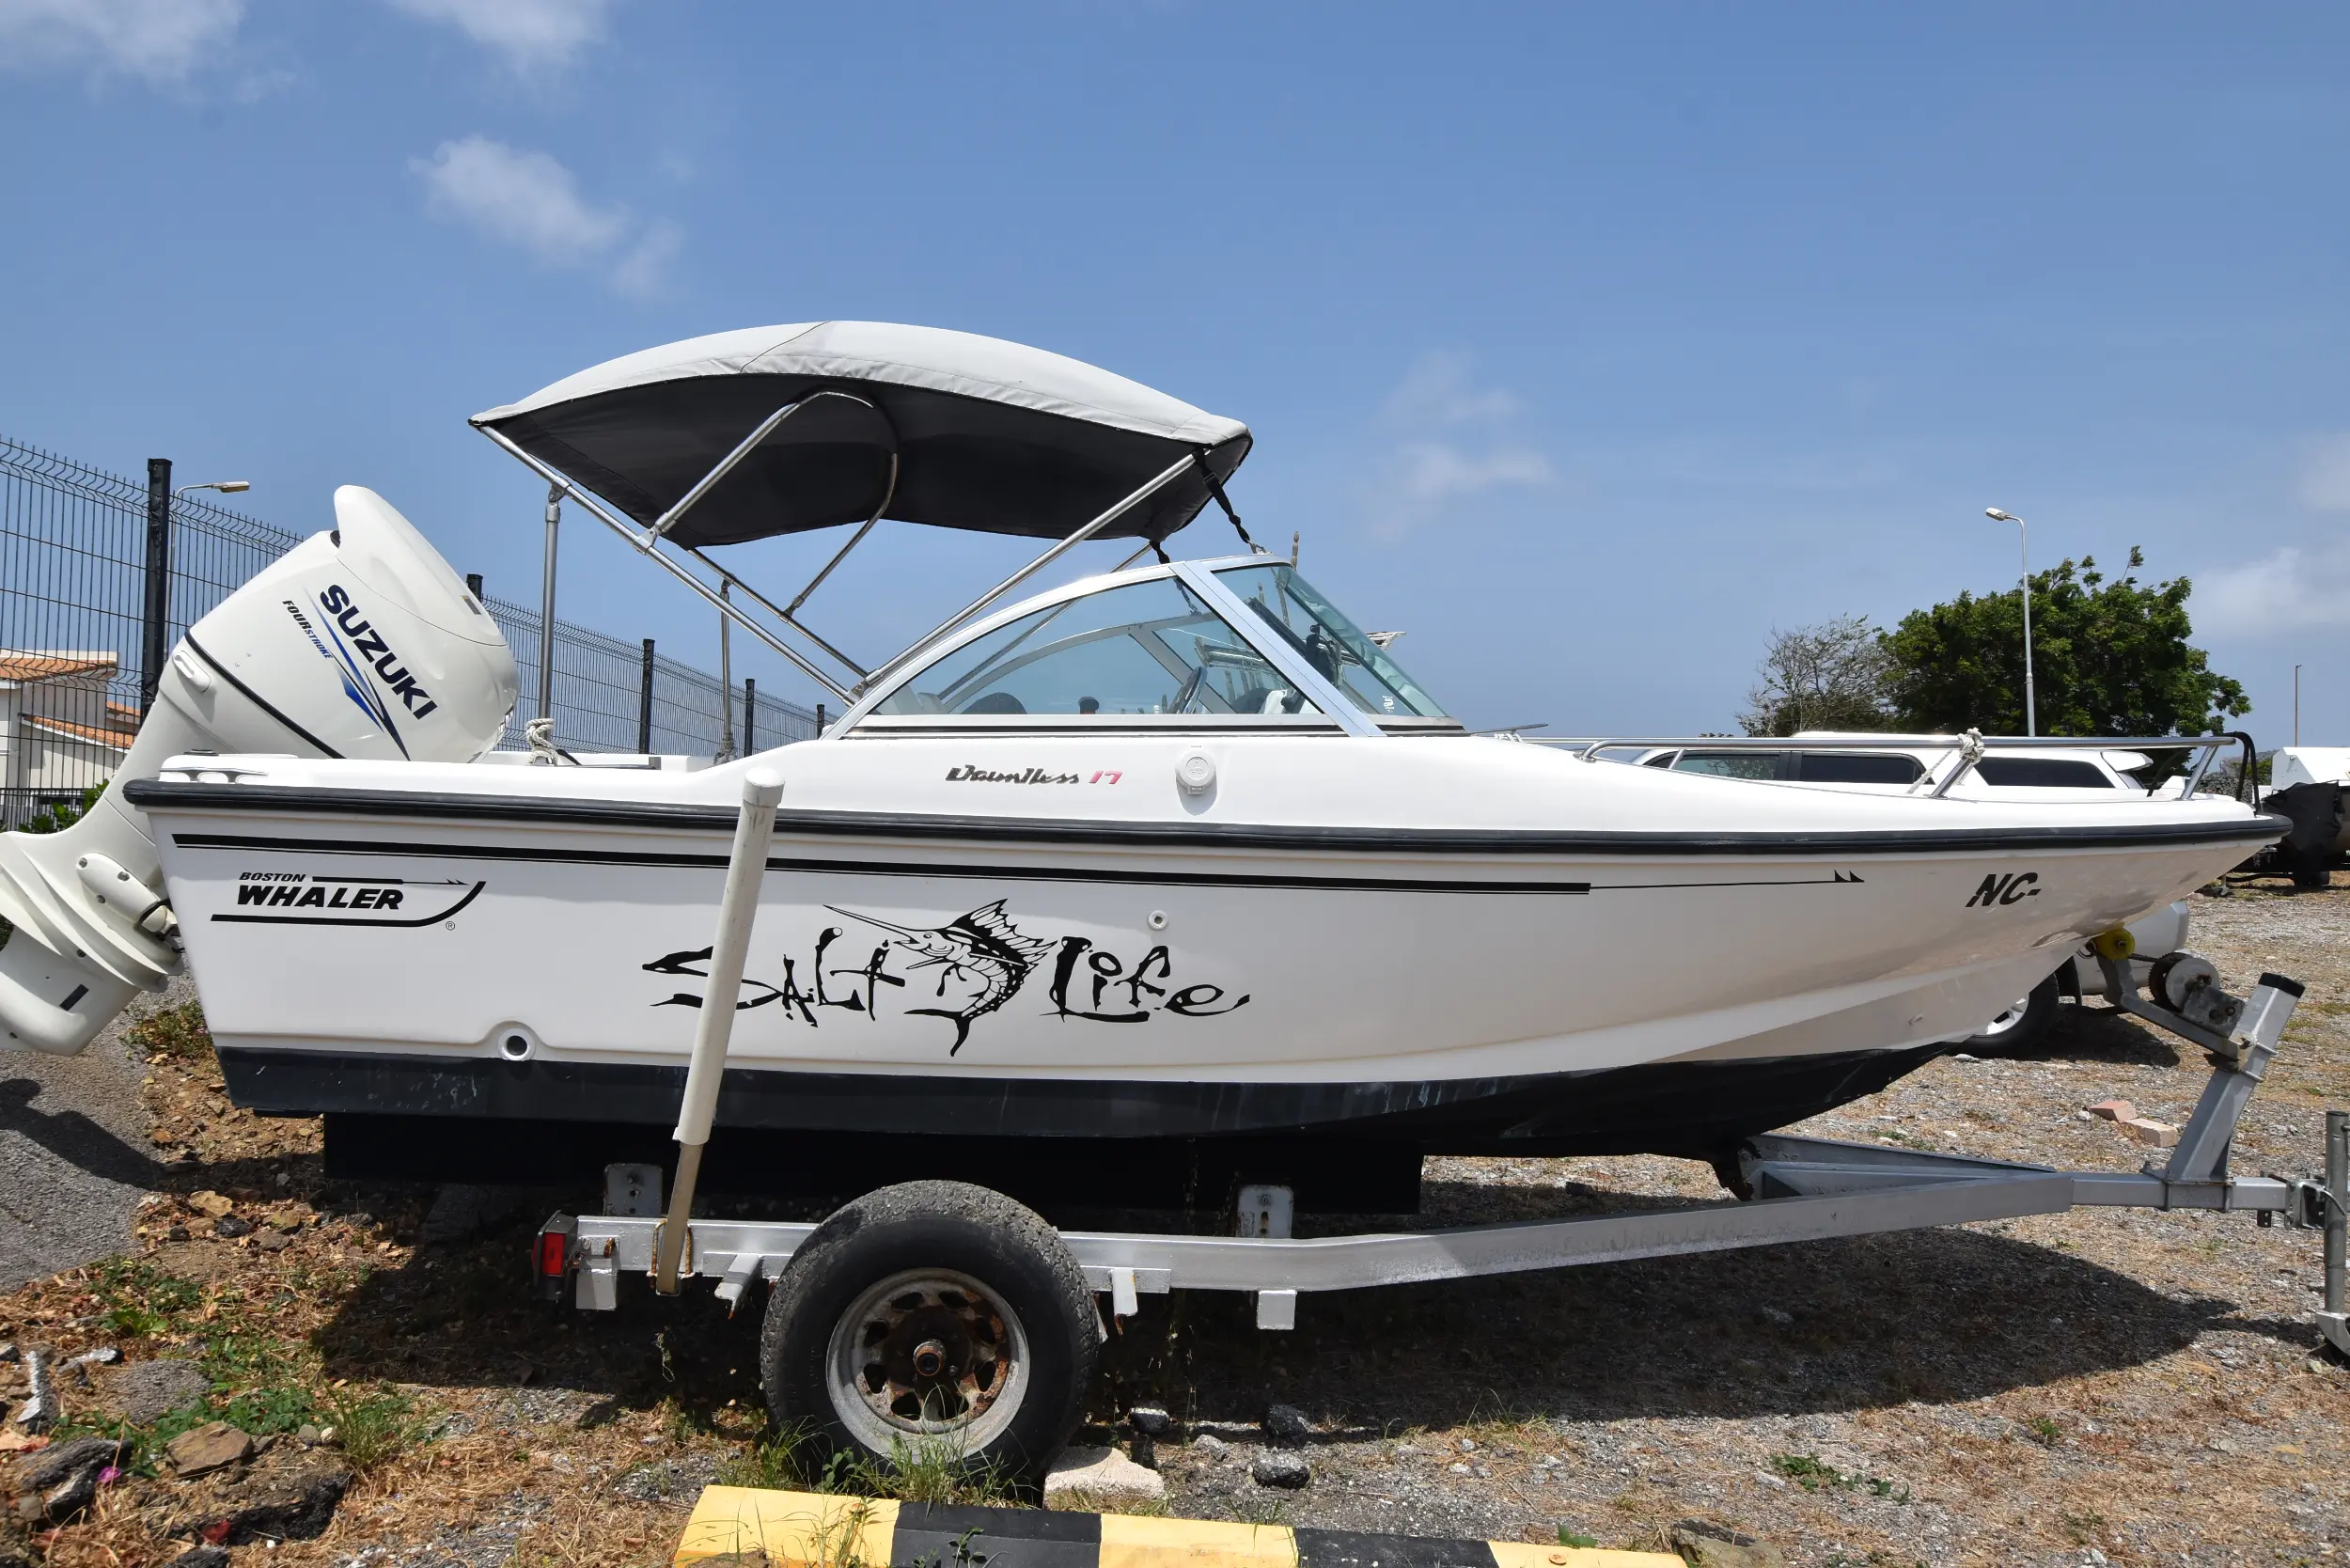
1175,750,1217,796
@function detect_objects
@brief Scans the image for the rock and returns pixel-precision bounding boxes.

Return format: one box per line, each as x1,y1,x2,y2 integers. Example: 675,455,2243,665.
1250,1451,1309,1489
96,1359,211,1425
1042,1446,1166,1512
267,1213,303,1233
292,1424,322,1447
1192,1433,1228,1454
187,1193,234,1219
213,1216,254,1240
0,1346,15,1363
1129,1404,1173,1437
1756,1305,1793,1327
167,1226,191,1243
1263,1403,1310,1447
16,1436,121,1487
12,1352,56,1434
1669,1521,1783,1568
32,1464,102,1525
171,1455,352,1544
67,1348,119,1367
167,1421,255,1478
256,1231,292,1253
1129,1433,1156,1469
162,1548,230,1568
2123,1118,2181,1149
2088,1099,2137,1122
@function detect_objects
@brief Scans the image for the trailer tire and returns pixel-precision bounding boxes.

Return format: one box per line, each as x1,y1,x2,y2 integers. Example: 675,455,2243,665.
760,1180,1094,1482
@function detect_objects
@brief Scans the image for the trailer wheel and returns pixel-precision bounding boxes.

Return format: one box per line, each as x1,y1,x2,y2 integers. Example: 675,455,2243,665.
760,1181,1094,1482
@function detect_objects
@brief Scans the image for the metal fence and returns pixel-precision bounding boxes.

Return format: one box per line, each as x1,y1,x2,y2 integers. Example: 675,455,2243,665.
0,433,813,826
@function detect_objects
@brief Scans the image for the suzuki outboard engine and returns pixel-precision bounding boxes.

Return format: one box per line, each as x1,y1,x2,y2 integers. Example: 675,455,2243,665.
0,486,518,1054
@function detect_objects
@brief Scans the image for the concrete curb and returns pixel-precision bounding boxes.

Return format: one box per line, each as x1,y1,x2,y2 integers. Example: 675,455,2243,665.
676,1485,1679,1568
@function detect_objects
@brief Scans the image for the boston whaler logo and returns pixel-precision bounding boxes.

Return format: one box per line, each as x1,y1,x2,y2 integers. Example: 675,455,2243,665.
281,584,438,756
215,870,483,927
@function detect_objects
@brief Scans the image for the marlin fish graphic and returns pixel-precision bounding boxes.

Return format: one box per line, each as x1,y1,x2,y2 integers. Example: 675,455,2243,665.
828,900,1055,1055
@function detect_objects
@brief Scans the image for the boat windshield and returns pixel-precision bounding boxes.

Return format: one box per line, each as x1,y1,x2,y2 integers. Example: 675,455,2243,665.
874,575,1324,718
1212,562,1448,719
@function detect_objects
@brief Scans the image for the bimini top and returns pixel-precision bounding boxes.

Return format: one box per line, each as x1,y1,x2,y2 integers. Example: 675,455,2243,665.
471,321,1253,549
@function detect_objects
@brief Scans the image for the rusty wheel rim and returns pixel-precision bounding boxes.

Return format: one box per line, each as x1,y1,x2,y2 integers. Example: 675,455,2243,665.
824,1268,1031,1454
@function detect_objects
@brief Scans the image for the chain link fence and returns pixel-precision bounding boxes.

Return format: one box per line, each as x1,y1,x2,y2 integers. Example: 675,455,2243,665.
0,433,813,826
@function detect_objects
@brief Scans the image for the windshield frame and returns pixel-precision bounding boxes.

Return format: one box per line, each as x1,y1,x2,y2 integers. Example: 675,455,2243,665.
838,556,1389,736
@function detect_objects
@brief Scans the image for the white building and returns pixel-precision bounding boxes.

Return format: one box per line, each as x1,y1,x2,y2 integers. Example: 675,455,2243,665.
0,651,138,825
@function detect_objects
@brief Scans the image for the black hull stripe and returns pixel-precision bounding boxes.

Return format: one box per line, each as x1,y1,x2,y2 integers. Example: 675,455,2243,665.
124,779,2289,858
167,831,1602,894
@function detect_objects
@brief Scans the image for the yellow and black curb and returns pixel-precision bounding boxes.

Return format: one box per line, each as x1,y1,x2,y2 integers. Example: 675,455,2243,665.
677,1486,1678,1568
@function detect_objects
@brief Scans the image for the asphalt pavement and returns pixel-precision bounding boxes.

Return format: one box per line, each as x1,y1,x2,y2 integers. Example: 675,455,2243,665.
0,973,177,1292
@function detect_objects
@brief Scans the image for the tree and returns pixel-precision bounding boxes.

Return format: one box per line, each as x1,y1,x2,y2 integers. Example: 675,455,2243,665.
1880,548,2248,736
1739,615,1894,737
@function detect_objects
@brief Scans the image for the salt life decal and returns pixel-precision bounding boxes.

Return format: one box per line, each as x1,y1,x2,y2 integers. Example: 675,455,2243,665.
212,870,483,927
643,899,1248,1056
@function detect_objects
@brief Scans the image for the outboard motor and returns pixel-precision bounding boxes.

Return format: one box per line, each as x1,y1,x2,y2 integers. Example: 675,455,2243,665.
0,487,518,1054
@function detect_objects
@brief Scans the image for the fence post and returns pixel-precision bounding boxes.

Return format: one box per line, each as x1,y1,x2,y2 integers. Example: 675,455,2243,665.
816,701,827,737
638,638,655,754
464,572,483,602
743,678,756,754
141,459,172,718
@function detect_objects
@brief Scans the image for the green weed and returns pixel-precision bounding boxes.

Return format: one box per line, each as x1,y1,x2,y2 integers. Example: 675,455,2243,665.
124,998,213,1060
1557,1528,1601,1549
93,1258,202,1337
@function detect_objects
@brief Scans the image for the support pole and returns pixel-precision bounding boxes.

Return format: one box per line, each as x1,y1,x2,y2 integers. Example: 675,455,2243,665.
743,677,757,755
717,582,735,761
537,485,561,724
638,638,656,754
655,767,784,1294
2324,1110,2349,1356
141,459,171,719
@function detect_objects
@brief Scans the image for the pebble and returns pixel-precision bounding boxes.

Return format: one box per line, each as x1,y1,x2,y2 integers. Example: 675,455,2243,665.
1263,1403,1310,1448
1251,1451,1309,1489
1129,1405,1172,1437
215,1216,255,1239
69,1348,121,1367
1192,1433,1228,1454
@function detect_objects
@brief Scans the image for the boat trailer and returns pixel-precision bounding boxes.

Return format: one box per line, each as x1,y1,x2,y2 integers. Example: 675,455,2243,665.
537,953,2350,1354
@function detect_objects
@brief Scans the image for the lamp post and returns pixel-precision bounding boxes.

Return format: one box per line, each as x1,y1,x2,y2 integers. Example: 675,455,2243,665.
1984,508,2035,737
172,479,251,501
2295,663,2303,747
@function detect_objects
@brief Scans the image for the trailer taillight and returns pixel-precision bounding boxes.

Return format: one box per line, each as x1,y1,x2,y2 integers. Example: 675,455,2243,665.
534,1215,576,1301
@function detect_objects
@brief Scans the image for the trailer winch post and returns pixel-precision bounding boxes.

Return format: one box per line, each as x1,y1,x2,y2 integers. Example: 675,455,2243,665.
2322,1110,2350,1358
655,767,783,1295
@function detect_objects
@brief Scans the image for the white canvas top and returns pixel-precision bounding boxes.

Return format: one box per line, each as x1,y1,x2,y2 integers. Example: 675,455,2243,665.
475,321,1247,448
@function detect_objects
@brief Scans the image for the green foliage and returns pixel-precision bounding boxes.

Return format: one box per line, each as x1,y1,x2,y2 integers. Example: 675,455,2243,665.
1880,548,2248,736
1557,1528,1601,1548
18,783,106,836
1739,615,1894,736
325,1384,426,1471
124,998,213,1060
221,1384,321,1436
93,1258,203,1337
717,1421,1015,1506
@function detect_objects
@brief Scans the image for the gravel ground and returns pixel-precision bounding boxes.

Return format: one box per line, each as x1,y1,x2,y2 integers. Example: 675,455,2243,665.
0,972,180,1290
3,877,2344,1568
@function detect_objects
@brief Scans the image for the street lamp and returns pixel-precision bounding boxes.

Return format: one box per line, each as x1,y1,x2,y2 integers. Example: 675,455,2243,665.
1984,508,2035,737
173,479,250,500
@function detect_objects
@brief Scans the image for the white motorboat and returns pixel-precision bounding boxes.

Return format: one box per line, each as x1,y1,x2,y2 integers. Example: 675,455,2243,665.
2,322,2286,1205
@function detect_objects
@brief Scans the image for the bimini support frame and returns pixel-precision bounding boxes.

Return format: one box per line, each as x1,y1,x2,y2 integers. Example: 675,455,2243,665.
1547,730,2250,801
849,452,1201,700
477,421,861,702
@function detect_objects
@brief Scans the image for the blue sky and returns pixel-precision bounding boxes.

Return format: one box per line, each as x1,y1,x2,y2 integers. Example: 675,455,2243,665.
2,2,2345,738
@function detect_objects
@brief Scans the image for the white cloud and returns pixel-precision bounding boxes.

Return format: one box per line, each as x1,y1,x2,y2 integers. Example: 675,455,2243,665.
1365,353,1554,541
0,0,243,82
2198,543,2350,637
385,0,609,73
1380,350,1519,429
608,219,681,299
413,135,678,293
2299,433,2350,511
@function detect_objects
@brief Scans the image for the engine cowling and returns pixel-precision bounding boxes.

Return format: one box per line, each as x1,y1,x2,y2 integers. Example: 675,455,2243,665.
0,486,517,1054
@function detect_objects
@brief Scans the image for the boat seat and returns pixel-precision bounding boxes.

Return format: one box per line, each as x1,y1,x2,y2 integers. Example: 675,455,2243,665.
963,691,1028,714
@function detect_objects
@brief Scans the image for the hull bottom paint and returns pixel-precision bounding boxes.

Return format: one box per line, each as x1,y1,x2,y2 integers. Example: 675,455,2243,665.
236,1041,1949,1188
